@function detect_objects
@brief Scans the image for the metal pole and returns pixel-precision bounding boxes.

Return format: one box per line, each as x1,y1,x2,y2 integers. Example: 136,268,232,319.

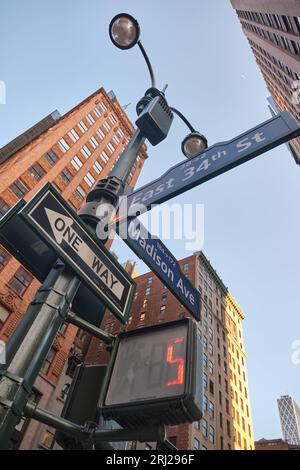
66,311,115,344
110,129,145,181
0,260,80,449
78,129,145,230
0,127,145,450
24,401,89,441
24,400,165,445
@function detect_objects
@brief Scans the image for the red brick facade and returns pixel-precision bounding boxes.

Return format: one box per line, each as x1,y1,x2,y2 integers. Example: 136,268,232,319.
0,87,147,449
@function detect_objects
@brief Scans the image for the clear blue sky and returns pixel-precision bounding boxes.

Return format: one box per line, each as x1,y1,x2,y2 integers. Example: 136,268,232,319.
1,0,300,441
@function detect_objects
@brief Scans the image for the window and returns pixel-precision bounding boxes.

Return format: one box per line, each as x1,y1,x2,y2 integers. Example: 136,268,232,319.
203,320,208,333
93,161,103,174
41,347,56,374
147,276,153,285
103,121,111,133
58,138,70,153
203,394,208,412
202,418,208,438
118,127,125,138
59,323,67,335
8,267,33,296
96,128,105,140
60,168,73,183
107,142,115,154
209,379,214,395
93,107,101,118
10,179,29,198
71,156,83,171
109,114,117,124
227,420,231,438
194,438,200,450
100,101,107,112
145,287,151,297
40,429,55,449
209,425,215,444
160,305,166,315
0,248,9,270
208,342,213,355
220,412,223,429
142,299,148,308
291,40,300,55
68,128,80,143
203,372,208,389
28,162,46,181
183,263,189,271
208,361,214,374
78,120,88,133
89,136,99,149
84,172,95,187
139,312,146,322
282,15,293,31
81,145,92,159
0,303,10,326
60,383,70,399
194,420,200,430
203,353,208,369
295,16,300,34
100,151,109,163
209,401,214,418
226,398,229,414
86,113,95,125
112,135,120,145
74,185,86,201
0,197,10,218
208,327,213,339
203,336,207,350
43,149,59,166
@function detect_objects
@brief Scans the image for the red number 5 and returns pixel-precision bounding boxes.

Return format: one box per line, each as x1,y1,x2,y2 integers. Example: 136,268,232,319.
166,337,185,387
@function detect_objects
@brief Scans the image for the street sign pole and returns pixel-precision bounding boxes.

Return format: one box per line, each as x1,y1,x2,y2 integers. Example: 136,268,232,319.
0,130,146,449
0,260,80,449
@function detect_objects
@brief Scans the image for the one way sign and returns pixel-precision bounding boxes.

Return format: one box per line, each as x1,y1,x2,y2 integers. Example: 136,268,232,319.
23,187,135,322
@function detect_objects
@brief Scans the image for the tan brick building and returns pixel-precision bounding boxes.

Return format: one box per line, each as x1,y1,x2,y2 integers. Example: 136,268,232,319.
0,87,147,449
85,251,254,450
231,0,300,163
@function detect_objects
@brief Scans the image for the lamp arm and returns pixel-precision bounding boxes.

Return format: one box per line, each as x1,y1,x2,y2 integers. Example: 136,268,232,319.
137,40,156,88
169,106,196,133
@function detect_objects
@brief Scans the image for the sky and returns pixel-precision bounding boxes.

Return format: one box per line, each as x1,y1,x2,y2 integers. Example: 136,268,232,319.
1,0,300,442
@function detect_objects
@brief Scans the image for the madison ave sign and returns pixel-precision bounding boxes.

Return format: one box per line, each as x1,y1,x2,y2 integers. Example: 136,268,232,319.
114,111,300,223
121,218,201,320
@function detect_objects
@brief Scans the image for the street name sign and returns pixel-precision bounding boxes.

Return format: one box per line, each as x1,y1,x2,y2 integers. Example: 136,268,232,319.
114,111,300,223
0,184,135,324
120,218,201,320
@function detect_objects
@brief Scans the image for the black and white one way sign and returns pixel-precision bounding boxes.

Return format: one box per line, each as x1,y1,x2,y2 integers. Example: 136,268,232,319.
26,189,135,321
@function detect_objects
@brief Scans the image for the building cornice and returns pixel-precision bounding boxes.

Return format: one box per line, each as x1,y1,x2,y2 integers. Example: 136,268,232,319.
195,251,245,320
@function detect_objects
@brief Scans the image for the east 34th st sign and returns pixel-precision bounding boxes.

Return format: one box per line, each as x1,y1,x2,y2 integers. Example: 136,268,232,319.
114,111,300,222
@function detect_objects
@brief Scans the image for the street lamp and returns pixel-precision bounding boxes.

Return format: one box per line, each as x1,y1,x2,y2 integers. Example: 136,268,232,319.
108,12,207,157
79,13,208,234
109,13,140,50
181,132,208,159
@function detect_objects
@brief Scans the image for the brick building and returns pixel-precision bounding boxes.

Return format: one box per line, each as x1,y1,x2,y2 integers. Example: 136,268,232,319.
0,87,147,449
255,437,300,450
85,251,254,450
230,0,300,164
